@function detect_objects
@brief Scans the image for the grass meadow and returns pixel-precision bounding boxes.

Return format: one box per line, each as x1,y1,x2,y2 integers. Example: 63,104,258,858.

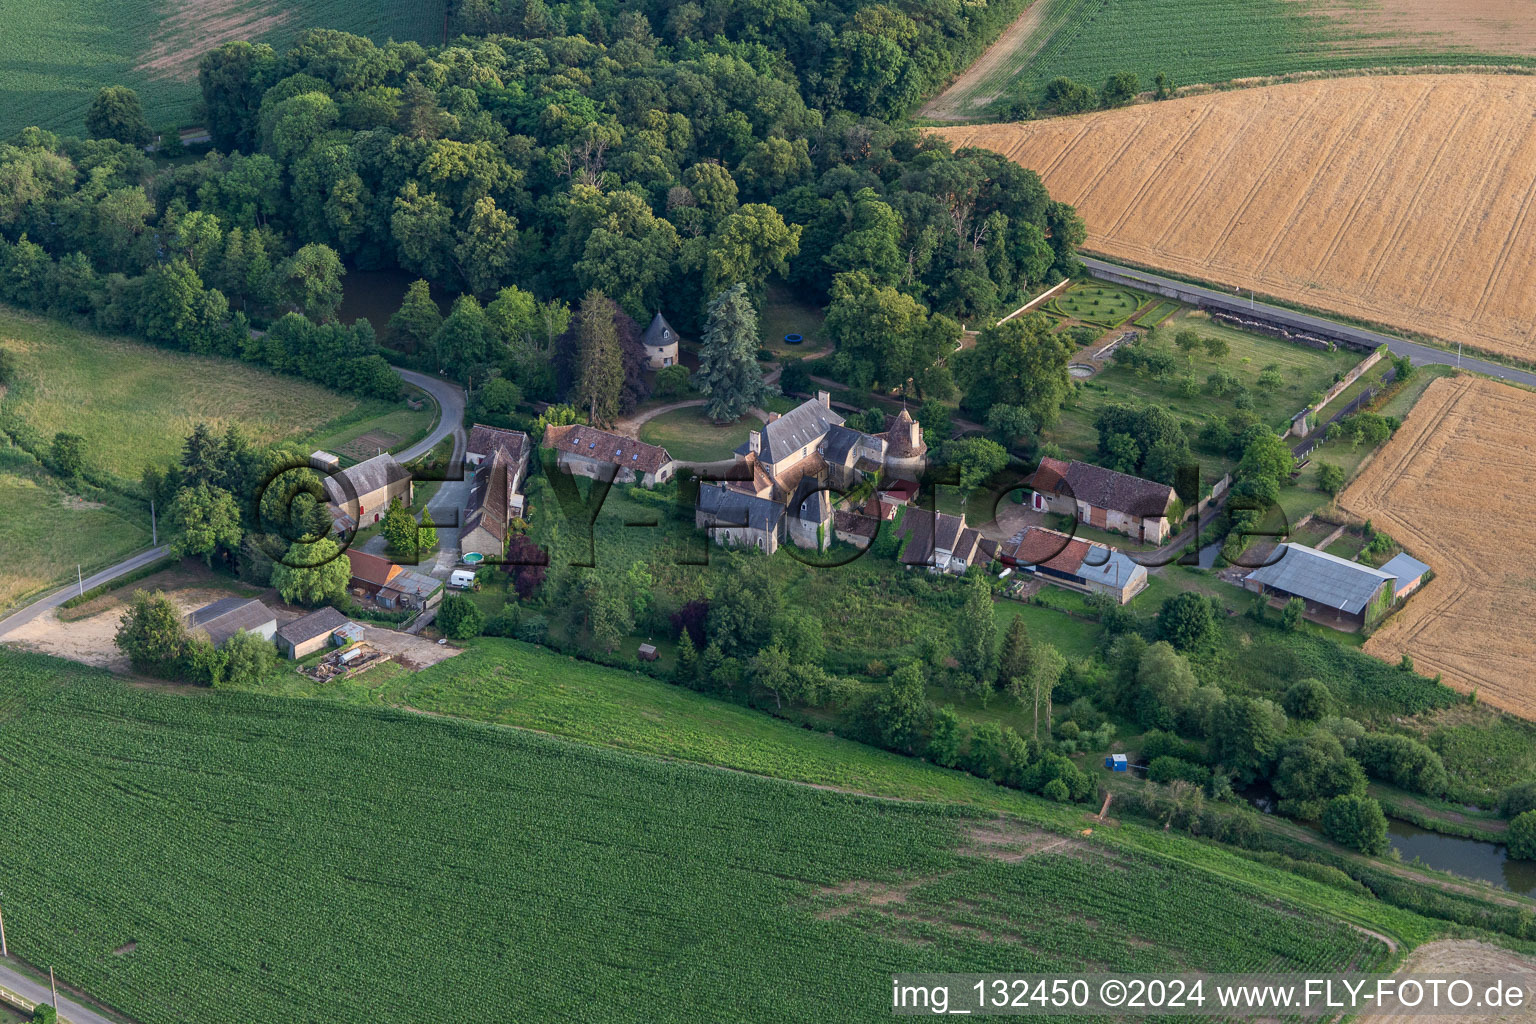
638,406,755,462
0,305,432,483
0,646,1406,1024
0,1,442,137
0,447,149,611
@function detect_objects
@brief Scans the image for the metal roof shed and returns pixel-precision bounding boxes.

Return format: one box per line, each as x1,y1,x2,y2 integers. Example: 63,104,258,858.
1244,543,1395,614
1379,552,1431,597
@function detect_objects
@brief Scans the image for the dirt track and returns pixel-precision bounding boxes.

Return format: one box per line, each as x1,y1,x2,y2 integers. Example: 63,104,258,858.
919,0,1051,121
933,74,1536,363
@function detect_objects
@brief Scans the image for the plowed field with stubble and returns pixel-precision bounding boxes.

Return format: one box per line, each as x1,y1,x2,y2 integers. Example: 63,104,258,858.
1338,376,1536,717
933,74,1536,363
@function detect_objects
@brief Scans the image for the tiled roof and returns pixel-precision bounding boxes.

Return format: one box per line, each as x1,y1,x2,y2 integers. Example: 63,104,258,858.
465,423,528,462
461,447,513,544
881,408,925,459
275,606,352,645
834,510,880,539
1245,543,1395,614
345,549,402,589
323,452,410,505
1031,456,1071,494
1005,526,1092,574
185,598,275,647
1059,460,1176,519
545,424,672,474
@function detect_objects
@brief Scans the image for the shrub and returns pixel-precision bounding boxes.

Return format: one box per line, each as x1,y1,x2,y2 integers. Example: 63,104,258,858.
1148,755,1208,785
1508,811,1536,861
1499,782,1536,818
1321,795,1389,855
1282,678,1333,721
437,594,484,640
654,363,693,398
1354,733,1448,796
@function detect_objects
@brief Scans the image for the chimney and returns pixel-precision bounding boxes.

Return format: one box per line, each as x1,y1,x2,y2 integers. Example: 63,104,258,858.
909,417,921,447
817,389,830,410
748,430,761,455
767,412,780,422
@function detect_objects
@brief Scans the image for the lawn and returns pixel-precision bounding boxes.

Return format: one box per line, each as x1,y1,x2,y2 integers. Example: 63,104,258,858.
988,0,1536,114
758,282,829,357
0,449,151,613
0,1,442,137
1046,282,1151,327
302,394,437,466
638,406,756,462
0,307,360,482
1,647,1399,1024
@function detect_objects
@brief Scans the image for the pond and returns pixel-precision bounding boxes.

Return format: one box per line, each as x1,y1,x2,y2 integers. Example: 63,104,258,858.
1387,820,1536,897
337,267,450,335
1243,786,1535,895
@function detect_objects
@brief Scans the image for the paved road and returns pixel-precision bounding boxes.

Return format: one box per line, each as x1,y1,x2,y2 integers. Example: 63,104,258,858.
0,960,118,1024
0,545,170,640
395,368,466,464
1081,256,1536,388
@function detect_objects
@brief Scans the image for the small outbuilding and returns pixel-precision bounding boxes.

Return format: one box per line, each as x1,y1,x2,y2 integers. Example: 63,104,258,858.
275,606,355,660
1105,754,1129,772
186,597,277,648
1243,542,1397,630
1379,552,1431,600
642,312,680,369
638,643,659,662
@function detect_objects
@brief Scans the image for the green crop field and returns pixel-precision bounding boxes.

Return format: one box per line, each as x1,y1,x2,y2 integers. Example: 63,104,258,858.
0,1,443,138
0,306,382,482
0,647,1399,1024
1047,283,1149,327
968,0,1536,117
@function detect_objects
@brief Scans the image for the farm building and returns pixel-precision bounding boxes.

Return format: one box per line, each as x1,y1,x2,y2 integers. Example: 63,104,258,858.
322,452,413,525
543,424,676,487
379,569,443,612
895,509,996,576
1242,543,1400,630
275,606,357,660
465,424,532,473
1001,526,1147,604
460,437,530,560
1030,457,1179,544
642,312,680,369
345,549,403,600
185,598,276,648
1380,552,1431,600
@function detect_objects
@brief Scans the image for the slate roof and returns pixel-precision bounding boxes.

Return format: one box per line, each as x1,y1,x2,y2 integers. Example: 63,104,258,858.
896,509,989,567
186,598,275,647
345,549,402,589
275,606,352,646
1380,552,1431,594
323,452,410,505
1074,544,1147,592
1245,543,1395,614
823,424,867,466
545,424,673,474
465,423,529,462
744,397,844,464
643,312,679,349
1060,460,1177,519
698,483,785,533
461,447,513,544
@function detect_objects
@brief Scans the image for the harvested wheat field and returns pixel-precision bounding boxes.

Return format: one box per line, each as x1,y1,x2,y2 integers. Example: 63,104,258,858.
1374,939,1536,1024
1338,376,1536,716
933,74,1536,362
